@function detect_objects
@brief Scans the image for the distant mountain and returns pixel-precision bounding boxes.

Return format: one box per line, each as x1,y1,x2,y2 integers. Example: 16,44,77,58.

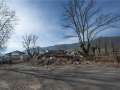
94,36,120,48
43,43,79,50
43,36,120,50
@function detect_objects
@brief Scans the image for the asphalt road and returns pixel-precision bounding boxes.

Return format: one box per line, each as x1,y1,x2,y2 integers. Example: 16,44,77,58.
0,64,120,90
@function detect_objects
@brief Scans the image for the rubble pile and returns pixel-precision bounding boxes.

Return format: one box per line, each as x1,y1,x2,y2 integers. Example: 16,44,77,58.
35,50,81,65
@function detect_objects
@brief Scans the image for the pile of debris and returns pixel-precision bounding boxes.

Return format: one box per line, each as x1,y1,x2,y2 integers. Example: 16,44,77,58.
33,50,81,65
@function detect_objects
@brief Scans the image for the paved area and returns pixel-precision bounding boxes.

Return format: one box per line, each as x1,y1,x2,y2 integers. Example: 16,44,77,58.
0,64,120,90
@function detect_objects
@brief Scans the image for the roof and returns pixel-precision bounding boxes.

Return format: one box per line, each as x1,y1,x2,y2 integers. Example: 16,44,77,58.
5,50,25,56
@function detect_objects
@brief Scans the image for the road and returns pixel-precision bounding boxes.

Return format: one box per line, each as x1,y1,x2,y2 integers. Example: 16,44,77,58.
0,64,120,90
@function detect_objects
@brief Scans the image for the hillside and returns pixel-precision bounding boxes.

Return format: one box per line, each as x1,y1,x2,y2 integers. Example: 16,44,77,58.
43,36,120,50
94,36,120,48
43,43,79,50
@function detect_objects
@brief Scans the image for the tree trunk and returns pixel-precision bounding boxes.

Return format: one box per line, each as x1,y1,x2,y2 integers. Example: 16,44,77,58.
80,43,91,57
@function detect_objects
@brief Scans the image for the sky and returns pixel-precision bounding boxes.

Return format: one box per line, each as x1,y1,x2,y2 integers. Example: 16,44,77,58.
4,0,120,52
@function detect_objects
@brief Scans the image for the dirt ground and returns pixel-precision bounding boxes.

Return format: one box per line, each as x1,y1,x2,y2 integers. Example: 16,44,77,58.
0,63,120,90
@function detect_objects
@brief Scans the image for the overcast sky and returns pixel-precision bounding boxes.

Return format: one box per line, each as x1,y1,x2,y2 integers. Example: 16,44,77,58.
5,0,120,52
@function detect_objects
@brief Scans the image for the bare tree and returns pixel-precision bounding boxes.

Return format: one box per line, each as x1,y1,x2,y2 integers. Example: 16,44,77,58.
0,0,15,52
63,0,120,57
22,34,39,58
